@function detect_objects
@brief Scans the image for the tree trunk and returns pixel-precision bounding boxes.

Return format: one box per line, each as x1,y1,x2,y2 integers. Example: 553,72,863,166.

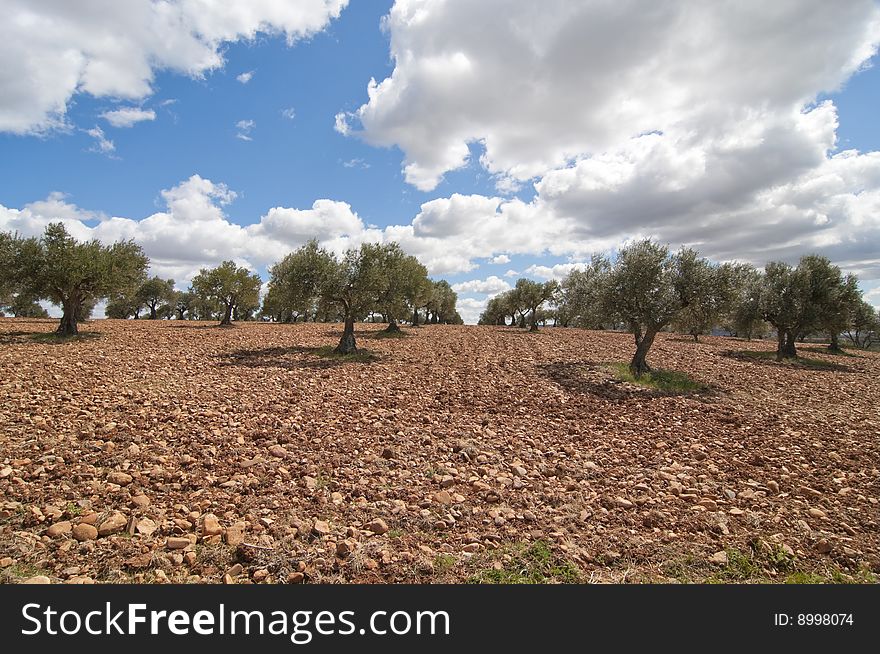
411,308,419,326
776,329,797,360
530,309,539,332
518,313,526,328
220,303,233,326
56,300,78,336
629,328,657,378
828,332,842,353
384,317,401,333
335,315,357,354
692,331,699,342
149,303,157,319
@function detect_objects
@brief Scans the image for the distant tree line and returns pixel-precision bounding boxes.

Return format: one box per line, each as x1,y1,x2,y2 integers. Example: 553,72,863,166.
0,224,462,354
480,240,879,376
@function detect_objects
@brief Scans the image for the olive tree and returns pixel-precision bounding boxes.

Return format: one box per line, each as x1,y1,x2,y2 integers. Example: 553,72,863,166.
604,240,711,377
190,260,262,326
559,257,611,329
845,299,879,349
760,255,854,359
514,278,559,331
265,240,334,323
374,244,430,332
18,223,147,335
672,262,740,341
136,276,176,319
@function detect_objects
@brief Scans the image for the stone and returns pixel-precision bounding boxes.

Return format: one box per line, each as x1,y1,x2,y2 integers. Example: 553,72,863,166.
136,518,158,537
366,518,389,535
22,576,52,584
462,543,481,553
697,499,718,511
381,447,395,459
0,557,13,568
815,539,833,554
767,481,779,493
287,572,305,584
330,492,344,505
227,563,243,577
130,494,150,509
433,490,454,505
166,537,190,550
107,472,133,486
709,551,729,565
313,520,330,536
268,445,287,458
729,508,745,516
98,512,127,536
615,497,634,509
440,475,455,488
72,523,98,541
201,513,223,537
336,540,352,558
184,551,197,566
253,569,269,582
807,508,826,519
46,521,72,537
225,523,246,546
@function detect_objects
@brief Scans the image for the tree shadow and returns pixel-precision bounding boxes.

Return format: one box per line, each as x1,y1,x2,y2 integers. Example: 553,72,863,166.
720,349,853,372
0,330,101,345
216,345,379,370
539,361,718,401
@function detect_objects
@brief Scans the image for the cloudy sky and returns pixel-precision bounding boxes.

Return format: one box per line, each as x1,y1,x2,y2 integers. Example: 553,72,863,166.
2,0,879,322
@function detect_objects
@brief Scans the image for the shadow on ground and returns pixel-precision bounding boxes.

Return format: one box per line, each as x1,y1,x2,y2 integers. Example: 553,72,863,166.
539,361,718,401
216,345,379,370
720,349,853,372
0,330,101,345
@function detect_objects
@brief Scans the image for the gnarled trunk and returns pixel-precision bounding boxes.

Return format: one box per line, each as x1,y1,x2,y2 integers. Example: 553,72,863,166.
530,309,539,332
149,303,157,319
411,308,419,326
776,329,797,360
220,303,233,326
629,328,657,378
335,315,357,354
56,300,78,336
828,332,842,353
384,317,401,333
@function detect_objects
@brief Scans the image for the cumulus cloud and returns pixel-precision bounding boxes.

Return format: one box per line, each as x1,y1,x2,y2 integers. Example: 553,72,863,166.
0,0,348,134
524,263,588,280
349,0,879,190
489,254,510,264
451,276,511,295
281,107,296,120
101,107,156,128
236,70,255,84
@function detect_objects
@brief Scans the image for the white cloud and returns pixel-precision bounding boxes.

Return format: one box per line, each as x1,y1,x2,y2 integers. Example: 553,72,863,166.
504,269,519,277
86,125,116,156
101,107,156,128
0,0,348,134
489,254,510,264
343,158,370,169
456,297,489,324
451,276,511,295
524,263,587,280
334,112,352,135
350,0,880,191
281,107,296,120
236,70,255,84
236,119,256,141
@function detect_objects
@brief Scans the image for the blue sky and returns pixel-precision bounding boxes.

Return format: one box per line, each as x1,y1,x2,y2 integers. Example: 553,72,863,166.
1,1,879,321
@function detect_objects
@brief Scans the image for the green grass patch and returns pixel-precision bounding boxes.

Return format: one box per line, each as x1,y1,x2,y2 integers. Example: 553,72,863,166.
313,345,377,363
433,554,457,574
467,540,581,584
610,363,706,392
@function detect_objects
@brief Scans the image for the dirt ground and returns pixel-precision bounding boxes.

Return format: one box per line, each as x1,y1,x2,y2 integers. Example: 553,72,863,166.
0,318,877,584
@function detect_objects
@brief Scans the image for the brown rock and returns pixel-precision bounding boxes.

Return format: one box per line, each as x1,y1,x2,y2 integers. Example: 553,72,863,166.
225,523,246,546
107,471,133,486
22,576,52,584
287,572,305,584
98,512,127,536
201,513,223,537
72,523,98,541
709,551,729,565
135,518,158,537
166,536,190,550
313,520,330,536
366,518,389,535
46,521,72,537
130,494,150,509
433,490,454,505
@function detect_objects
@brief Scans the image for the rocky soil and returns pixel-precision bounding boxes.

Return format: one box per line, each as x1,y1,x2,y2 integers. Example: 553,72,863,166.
1,318,877,584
